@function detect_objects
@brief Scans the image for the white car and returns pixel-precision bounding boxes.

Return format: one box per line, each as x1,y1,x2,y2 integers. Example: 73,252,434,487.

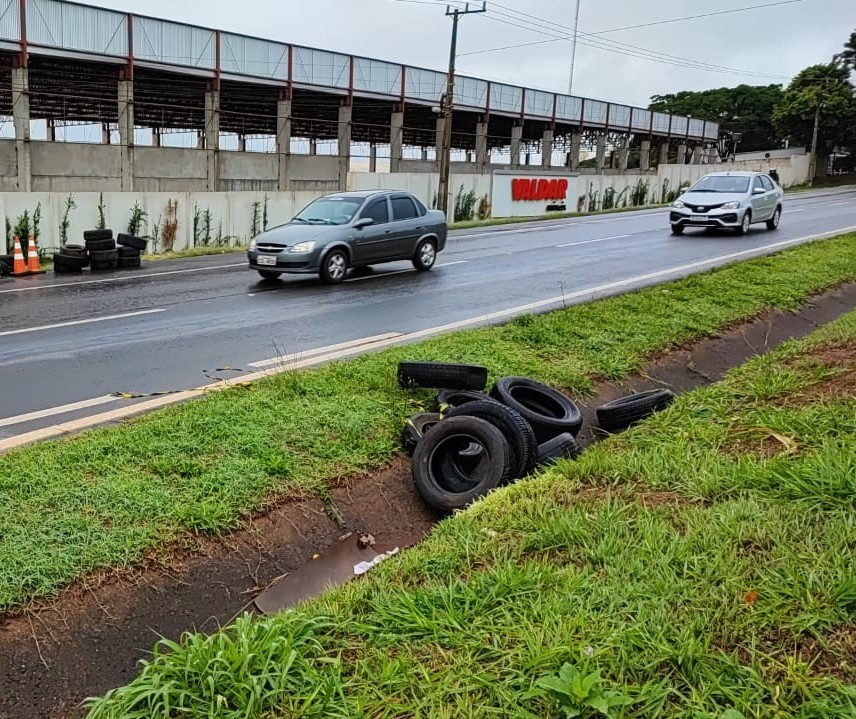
670,171,784,235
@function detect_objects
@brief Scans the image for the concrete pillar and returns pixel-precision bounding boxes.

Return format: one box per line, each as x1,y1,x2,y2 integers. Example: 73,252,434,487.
692,145,702,164
205,89,220,191
238,134,247,152
46,118,56,142
595,133,607,171
152,127,161,148
541,129,554,169
524,152,531,166
677,144,688,165
567,132,581,171
309,138,318,155
369,143,378,173
421,147,429,161
11,66,31,191
510,124,523,168
434,115,446,164
390,110,404,173
118,79,134,191
338,103,352,190
276,99,292,190
639,139,651,170
102,123,111,145
707,147,718,164
659,142,670,165
197,131,205,149
475,121,488,173
618,135,631,171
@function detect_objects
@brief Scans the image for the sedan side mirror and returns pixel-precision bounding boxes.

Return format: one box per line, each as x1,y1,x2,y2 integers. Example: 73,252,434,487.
354,217,374,229
753,187,765,195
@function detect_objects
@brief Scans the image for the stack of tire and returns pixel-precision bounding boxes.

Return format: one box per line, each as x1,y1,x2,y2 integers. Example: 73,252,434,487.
115,233,147,269
52,230,147,274
398,361,676,513
83,229,119,271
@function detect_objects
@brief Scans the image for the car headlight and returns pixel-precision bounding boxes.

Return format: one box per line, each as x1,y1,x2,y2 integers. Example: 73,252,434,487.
249,238,258,250
721,201,740,209
290,241,316,254
672,200,685,209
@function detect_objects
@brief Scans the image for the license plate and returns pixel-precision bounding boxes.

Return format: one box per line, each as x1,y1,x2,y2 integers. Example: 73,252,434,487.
257,255,277,266
691,215,707,221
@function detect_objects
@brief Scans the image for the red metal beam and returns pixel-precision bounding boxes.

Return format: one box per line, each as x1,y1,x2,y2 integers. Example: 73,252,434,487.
286,45,293,101
18,0,27,67
214,30,221,90
126,12,134,80
348,55,354,104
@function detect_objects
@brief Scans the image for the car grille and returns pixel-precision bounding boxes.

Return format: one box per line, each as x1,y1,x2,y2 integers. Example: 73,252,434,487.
256,243,286,253
684,202,725,213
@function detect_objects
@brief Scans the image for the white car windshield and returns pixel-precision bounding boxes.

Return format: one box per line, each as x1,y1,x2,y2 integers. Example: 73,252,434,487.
689,176,751,193
293,198,363,225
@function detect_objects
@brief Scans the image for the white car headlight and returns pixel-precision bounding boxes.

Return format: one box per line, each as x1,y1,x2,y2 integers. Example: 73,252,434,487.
290,241,316,254
721,201,740,210
249,238,258,250
672,200,685,209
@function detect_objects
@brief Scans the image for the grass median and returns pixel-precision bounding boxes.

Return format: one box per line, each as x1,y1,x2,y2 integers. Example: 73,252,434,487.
0,234,855,615
86,302,856,718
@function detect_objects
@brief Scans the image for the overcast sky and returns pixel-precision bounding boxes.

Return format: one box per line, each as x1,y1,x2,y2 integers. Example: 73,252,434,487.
89,0,854,107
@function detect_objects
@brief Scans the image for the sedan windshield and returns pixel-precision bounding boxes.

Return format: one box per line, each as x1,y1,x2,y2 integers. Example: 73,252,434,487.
689,176,750,193
293,198,363,225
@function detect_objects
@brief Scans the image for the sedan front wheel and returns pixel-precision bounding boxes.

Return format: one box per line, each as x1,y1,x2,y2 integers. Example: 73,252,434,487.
320,249,349,285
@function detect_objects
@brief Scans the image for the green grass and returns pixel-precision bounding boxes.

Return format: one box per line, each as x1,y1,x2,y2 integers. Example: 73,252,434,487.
143,245,247,261
84,308,856,719
0,234,855,616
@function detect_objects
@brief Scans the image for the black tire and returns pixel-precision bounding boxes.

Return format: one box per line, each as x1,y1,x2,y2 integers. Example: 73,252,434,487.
411,416,510,513
435,389,490,413
60,244,87,257
116,233,148,251
398,361,488,391
489,376,583,442
766,206,781,231
401,412,442,457
257,270,282,281
670,224,684,235
117,245,141,258
735,211,751,235
118,255,141,269
595,388,676,433
90,248,119,271
52,252,89,270
320,249,349,285
0,254,11,265
445,400,537,481
85,238,116,252
536,433,582,467
83,229,113,242
412,238,437,271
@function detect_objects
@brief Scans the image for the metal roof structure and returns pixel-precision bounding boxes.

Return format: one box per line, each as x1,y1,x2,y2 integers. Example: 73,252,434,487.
0,0,719,149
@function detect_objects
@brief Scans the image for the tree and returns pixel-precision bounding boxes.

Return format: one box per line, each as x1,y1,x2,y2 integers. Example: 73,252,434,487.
649,84,785,153
772,63,856,157
836,29,856,73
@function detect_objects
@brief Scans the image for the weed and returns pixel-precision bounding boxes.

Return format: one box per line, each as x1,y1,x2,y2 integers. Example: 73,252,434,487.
58,194,77,246
96,193,107,230
454,186,477,223
127,202,148,237
32,202,41,243
162,200,178,253
251,200,262,237
533,664,632,718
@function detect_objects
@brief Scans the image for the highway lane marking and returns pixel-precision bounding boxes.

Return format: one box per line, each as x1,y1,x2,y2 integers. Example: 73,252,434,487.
249,332,404,368
0,395,119,428
0,309,167,337
827,201,850,207
344,260,467,283
0,263,246,294
3,222,856,454
556,234,631,248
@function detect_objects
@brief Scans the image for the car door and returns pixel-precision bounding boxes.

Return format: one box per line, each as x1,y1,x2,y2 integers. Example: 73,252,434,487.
750,175,769,220
388,195,425,258
760,175,778,217
351,197,393,263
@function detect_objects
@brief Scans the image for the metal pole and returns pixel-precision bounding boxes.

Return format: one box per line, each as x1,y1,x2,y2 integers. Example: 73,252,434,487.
437,2,486,217
808,101,821,187
568,0,581,96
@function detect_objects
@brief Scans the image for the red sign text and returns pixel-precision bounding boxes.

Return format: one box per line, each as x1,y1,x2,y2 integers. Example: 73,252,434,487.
511,177,569,202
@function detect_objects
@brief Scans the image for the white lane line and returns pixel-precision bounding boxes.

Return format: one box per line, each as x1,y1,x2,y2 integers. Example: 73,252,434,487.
827,201,850,207
3,224,855,454
0,395,119,429
556,234,631,248
0,309,166,337
249,332,404,368
0,263,246,295
785,209,805,213
438,260,468,267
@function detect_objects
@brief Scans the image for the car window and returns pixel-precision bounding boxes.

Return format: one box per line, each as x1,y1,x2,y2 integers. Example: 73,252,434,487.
689,175,750,193
293,197,362,225
362,199,389,225
413,198,428,216
760,176,774,191
754,176,765,191
391,196,419,221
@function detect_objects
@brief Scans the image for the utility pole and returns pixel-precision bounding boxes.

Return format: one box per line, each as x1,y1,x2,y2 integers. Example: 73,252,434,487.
568,0,581,96
437,2,486,218
808,101,822,186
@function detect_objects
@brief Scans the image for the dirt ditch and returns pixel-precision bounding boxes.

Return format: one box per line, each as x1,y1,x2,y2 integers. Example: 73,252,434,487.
1,280,855,719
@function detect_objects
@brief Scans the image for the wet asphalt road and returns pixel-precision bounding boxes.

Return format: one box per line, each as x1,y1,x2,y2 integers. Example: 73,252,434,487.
1,189,854,441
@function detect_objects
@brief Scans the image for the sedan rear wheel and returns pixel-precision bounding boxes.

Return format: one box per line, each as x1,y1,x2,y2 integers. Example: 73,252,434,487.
766,206,781,231
320,249,349,284
413,239,437,271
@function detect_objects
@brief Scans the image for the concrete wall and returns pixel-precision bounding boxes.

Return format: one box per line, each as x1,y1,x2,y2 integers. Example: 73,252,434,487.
134,147,207,192
349,171,493,217
30,143,122,192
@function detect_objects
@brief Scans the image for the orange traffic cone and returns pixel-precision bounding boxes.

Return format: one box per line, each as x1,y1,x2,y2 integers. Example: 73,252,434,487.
26,233,44,274
11,235,29,276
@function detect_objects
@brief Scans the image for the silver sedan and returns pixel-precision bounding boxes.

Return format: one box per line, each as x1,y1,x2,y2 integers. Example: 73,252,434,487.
248,190,448,284
669,171,784,235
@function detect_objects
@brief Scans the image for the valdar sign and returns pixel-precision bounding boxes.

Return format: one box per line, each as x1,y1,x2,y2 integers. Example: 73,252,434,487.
511,177,569,202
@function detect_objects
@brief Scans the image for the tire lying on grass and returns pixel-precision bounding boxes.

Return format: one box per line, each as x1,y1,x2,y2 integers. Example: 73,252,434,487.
489,376,583,442
117,233,148,251
90,248,119,271
397,361,488,391
401,413,442,457
412,415,510,513
536,433,582,467
596,389,676,433
83,229,113,242
435,388,491,412
444,399,537,481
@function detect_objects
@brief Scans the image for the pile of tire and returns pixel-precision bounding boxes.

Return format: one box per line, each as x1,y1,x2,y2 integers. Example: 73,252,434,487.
398,361,677,513
52,230,148,274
